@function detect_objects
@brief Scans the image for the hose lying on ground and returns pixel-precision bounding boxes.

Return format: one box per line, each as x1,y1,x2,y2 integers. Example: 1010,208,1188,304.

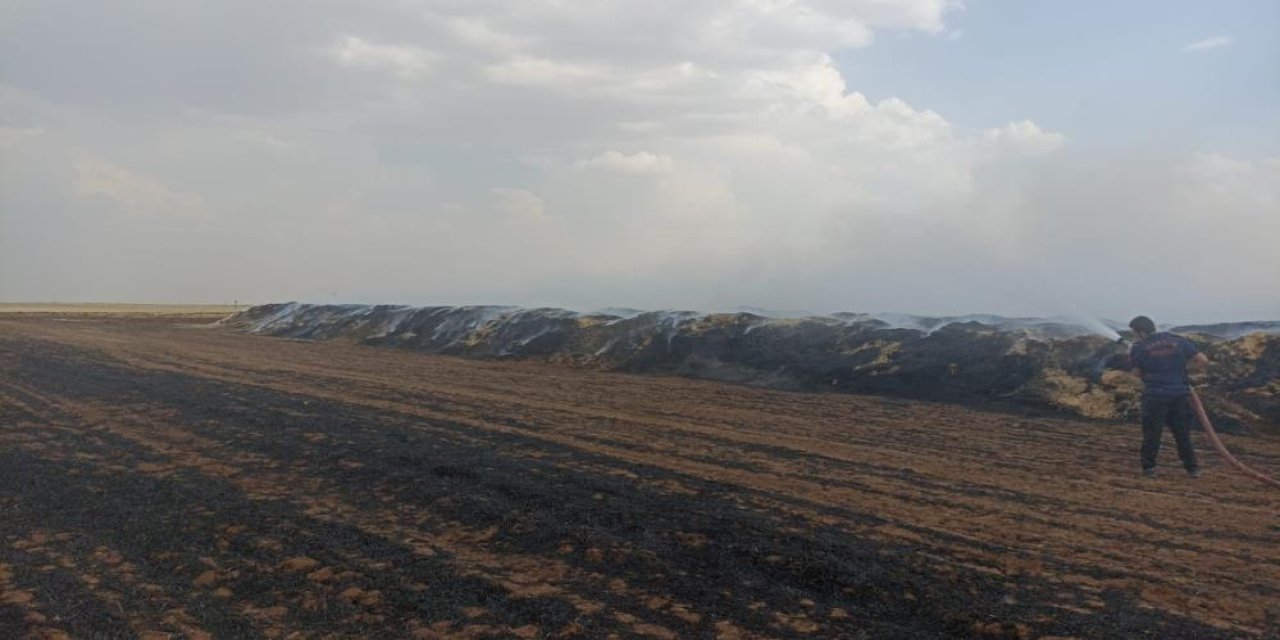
1188,387,1280,489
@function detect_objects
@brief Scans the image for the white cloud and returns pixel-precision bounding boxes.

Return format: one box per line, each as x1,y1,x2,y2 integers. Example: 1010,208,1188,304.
2,1,1276,321
332,35,435,78
709,1,876,50
809,0,953,34
442,15,529,55
0,126,44,140
575,151,674,174
484,56,608,87
72,155,201,218
491,187,546,221
984,120,1066,155
1178,153,1280,217
1183,36,1234,52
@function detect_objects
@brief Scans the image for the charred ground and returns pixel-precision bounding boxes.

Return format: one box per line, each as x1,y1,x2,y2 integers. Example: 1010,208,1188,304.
1,315,1278,639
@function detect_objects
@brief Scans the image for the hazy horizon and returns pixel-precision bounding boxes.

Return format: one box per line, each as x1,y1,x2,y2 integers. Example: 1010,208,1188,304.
3,1,1277,325
6,298,1276,330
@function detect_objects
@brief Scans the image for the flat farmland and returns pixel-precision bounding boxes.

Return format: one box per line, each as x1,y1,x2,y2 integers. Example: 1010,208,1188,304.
1,315,1277,639
0,304,240,317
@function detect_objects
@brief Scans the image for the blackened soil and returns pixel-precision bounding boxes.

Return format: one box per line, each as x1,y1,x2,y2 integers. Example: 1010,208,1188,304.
1,316,1277,639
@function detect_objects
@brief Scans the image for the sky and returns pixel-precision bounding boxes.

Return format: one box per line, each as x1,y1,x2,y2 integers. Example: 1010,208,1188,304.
2,0,1277,323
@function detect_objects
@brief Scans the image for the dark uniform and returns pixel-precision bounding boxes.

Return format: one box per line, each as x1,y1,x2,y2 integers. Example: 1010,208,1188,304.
1129,332,1199,474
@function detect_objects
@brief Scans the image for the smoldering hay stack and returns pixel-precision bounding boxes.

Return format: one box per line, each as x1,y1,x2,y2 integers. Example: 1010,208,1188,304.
223,303,1280,434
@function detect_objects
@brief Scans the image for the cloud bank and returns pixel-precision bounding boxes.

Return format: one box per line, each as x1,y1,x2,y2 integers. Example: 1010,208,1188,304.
1,1,1276,323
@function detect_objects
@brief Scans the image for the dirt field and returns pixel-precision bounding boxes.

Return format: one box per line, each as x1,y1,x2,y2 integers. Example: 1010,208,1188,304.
1,315,1277,639
0,303,240,317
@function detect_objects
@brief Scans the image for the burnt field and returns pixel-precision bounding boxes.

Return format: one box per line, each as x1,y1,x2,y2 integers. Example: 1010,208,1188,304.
1,315,1278,639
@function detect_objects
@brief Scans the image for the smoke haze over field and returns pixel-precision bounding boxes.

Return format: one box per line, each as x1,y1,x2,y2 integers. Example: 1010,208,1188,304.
2,1,1278,323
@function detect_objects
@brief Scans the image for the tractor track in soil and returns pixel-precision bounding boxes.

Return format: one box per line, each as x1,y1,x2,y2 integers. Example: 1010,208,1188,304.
1,315,1277,639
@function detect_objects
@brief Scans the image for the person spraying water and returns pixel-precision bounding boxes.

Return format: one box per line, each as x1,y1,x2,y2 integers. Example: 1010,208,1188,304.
1124,316,1208,478
1121,315,1280,489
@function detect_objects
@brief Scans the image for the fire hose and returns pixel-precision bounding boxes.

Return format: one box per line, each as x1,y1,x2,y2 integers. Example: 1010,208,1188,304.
1188,387,1280,489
